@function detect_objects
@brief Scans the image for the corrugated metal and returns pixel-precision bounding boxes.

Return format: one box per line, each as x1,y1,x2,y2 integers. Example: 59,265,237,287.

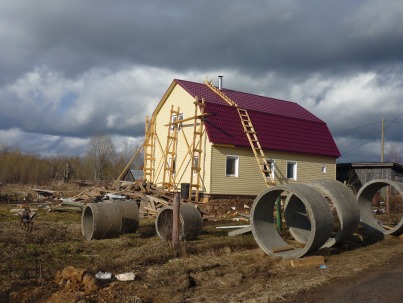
175,79,340,158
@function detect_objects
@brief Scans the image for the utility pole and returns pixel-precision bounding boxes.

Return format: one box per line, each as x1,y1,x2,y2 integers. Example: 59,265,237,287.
381,116,385,163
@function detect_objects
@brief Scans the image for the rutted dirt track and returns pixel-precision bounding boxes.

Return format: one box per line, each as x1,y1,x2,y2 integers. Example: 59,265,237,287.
1,185,403,302
287,255,403,303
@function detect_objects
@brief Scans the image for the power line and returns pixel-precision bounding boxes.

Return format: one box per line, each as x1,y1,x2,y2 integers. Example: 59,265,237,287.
341,112,403,157
341,130,382,156
333,121,380,135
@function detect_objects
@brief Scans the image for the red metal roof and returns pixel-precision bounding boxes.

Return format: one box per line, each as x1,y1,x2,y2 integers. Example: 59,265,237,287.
175,79,340,157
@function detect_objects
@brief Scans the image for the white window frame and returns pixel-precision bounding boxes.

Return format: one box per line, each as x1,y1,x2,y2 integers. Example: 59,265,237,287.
171,113,184,131
264,159,275,180
286,161,297,180
321,165,327,173
225,155,239,177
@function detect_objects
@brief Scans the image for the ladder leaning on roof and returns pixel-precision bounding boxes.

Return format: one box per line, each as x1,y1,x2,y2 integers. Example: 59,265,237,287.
204,79,275,185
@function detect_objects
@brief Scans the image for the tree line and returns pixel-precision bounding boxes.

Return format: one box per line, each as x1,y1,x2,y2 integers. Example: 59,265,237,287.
0,135,144,185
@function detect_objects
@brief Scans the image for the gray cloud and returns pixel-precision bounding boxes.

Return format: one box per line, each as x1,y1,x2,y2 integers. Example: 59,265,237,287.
0,0,402,162
2,0,403,81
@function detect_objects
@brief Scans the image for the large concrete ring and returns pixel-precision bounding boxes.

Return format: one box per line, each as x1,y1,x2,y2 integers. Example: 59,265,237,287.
357,179,403,235
81,200,139,240
155,203,203,241
250,183,333,259
284,179,360,248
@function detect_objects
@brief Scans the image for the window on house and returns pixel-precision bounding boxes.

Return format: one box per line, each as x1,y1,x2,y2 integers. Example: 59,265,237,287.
193,155,199,175
171,113,184,131
264,159,275,180
321,165,327,173
168,157,176,175
287,161,297,180
226,155,239,177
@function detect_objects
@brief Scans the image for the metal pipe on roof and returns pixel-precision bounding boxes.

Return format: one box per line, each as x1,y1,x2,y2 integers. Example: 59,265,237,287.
218,76,223,90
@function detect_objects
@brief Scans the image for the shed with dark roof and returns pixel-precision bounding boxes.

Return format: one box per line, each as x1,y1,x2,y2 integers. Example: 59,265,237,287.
144,78,340,198
337,162,403,193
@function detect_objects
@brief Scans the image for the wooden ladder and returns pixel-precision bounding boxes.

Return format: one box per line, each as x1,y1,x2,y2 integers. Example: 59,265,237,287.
163,105,180,192
205,79,274,186
204,79,237,107
237,108,275,185
143,116,156,183
189,97,206,201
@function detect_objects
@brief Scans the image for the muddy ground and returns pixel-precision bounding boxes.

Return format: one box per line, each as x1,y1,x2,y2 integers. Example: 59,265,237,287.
1,184,403,303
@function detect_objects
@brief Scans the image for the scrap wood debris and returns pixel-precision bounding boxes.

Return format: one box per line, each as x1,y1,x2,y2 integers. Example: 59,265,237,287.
3,180,253,219
51,180,190,217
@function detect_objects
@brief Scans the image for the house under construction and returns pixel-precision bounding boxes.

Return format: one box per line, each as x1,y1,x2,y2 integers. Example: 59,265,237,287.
143,77,340,201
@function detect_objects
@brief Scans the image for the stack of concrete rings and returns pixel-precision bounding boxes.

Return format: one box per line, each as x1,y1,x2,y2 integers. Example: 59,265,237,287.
284,179,360,248
250,180,360,259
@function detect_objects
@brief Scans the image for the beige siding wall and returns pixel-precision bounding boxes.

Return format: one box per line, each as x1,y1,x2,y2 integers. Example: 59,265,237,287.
210,146,336,196
152,84,212,193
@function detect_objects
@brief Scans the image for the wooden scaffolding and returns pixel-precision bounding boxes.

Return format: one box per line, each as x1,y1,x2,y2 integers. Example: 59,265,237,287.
162,105,180,192
188,97,206,201
144,116,156,182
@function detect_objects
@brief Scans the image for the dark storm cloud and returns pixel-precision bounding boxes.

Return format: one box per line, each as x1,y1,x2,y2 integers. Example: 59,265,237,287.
2,0,403,83
0,0,402,160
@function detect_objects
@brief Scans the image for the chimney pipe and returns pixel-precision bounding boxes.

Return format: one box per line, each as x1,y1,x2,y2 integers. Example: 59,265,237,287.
218,76,223,90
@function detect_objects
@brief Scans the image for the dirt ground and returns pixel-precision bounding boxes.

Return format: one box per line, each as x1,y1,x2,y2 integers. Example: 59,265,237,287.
1,183,403,303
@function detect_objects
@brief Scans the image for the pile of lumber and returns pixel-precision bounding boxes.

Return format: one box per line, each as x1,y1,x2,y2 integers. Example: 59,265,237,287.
60,181,177,217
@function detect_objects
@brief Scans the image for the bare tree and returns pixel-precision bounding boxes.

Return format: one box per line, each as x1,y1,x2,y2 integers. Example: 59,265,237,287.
0,141,9,153
85,134,116,180
386,144,402,164
119,140,144,170
48,156,75,182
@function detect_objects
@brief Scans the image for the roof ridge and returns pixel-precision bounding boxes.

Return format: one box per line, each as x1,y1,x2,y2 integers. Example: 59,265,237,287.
175,78,299,106
222,87,299,106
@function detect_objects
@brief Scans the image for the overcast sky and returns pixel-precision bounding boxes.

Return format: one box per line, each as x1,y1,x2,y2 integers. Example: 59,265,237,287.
0,0,402,163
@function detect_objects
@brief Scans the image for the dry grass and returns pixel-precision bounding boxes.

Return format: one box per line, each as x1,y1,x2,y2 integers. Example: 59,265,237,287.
2,190,403,302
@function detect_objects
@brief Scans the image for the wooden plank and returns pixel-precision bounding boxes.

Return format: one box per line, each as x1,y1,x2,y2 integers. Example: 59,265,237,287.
163,113,211,126
290,256,325,268
143,206,159,213
148,195,170,206
228,226,252,236
159,194,174,201
139,183,147,193
149,199,156,210
271,245,295,253
32,188,56,194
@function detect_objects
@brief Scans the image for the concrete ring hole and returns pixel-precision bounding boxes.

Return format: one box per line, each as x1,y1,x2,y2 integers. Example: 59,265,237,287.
285,179,360,248
82,206,95,240
250,184,332,259
357,179,403,235
155,208,185,241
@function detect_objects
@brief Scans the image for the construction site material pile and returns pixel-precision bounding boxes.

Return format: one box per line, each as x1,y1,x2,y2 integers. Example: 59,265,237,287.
56,180,205,219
